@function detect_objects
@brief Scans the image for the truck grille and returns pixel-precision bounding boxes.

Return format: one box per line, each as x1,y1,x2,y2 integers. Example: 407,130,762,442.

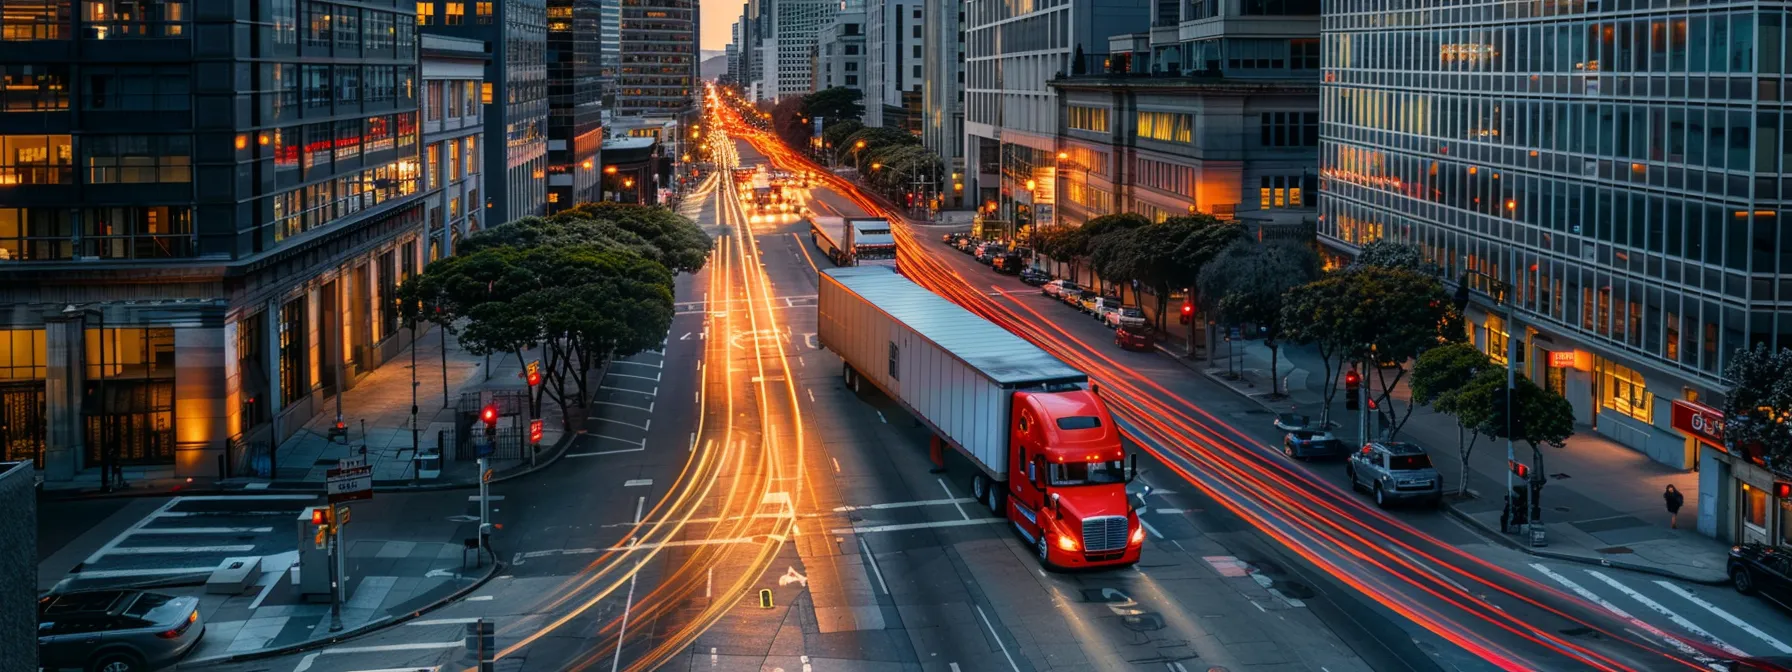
1082,515,1129,553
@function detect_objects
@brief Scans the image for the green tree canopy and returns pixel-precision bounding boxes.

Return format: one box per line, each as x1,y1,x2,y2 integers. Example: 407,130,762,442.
551,202,714,274
1412,342,1497,496
821,119,865,150
1281,266,1463,428
1355,238,1425,272
801,87,866,124
1723,344,1792,467
1195,241,1319,396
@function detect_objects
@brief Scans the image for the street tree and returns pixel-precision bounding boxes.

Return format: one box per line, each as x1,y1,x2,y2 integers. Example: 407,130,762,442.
1355,238,1425,272
1411,343,1495,496
1066,213,1147,293
1196,241,1320,397
1453,370,1575,514
821,120,864,151
801,87,865,124
458,216,660,260
518,248,675,421
1722,344,1792,466
551,202,713,274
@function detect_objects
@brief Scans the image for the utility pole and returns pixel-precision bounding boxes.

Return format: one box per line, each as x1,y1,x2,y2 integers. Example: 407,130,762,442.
327,516,343,631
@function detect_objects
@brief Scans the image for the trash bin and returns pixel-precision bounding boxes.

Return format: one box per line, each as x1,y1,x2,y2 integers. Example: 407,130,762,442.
415,452,441,480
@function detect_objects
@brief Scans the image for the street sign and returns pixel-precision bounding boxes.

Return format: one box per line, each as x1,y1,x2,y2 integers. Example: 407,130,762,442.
338,455,367,471
482,468,494,483
314,528,327,549
336,505,351,526
326,465,373,503
529,419,543,444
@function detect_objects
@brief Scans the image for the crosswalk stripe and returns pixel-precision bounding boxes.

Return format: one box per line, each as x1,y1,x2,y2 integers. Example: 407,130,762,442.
1653,580,1792,654
1529,564,1715,664
1585,570,1744,657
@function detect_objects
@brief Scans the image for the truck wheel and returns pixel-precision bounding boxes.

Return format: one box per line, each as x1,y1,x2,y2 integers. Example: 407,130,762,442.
971,473,987,500
987,487,1005,515
1036,534,1053,569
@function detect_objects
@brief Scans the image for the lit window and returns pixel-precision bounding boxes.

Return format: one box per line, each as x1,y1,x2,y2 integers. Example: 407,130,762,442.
444,2,463,25
1597,357,1651,422
1744,483,1767,529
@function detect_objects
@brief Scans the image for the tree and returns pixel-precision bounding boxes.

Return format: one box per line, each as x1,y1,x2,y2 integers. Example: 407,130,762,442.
1196,241,1321,397
551,202,714,274
1411,343,1495,496
1723,344,1792,467
1454,371,1574,516
1355,238,1424,272
801,87,865,124
1060,213,1146,292
821,120,864,153
1080,213,1149,294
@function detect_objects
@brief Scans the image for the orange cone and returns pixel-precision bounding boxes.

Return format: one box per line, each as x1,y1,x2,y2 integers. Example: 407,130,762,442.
929,436,946,473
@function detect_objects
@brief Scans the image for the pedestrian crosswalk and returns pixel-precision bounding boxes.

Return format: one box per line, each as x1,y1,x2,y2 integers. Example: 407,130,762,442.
64,494,320,591
1530,562,1792,659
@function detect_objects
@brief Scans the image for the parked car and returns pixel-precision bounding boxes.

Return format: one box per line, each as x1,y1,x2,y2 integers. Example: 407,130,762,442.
1089,297,1124,323
1059,288,1088,308
39,590,205,672
1729,543,1792,609
1105,306,1147,330
1282,430,1348,461
1078,292,1108,314
941,233,956,244
1346,442,1443,508
1042,279,1081,299
993,253,1024,274
956,237,978,253
1019,268,1052,286
1115,325,1156,351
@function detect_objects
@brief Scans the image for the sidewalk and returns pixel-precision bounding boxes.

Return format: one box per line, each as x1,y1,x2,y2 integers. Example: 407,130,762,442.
1163,335,1729,584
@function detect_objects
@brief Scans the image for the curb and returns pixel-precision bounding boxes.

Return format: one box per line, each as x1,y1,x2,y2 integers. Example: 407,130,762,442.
1439,502,1729,586
1152,342,1734,587
180,560,506,668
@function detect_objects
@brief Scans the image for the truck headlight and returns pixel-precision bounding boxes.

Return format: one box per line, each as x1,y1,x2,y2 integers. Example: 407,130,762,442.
1130,526,1145,545
1056,533,1079,552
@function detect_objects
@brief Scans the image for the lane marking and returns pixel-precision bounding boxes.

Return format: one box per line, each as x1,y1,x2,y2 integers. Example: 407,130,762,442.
609,372,662,383
175,495,319,501
680,332,691,340
1138,518,1164,540
707,567,713,598
832,457,841,473
566,447,646,457
975,604,1022,672
1530,564,1715,663
634,496,646,524
939,479,970,521
1653,580,1792,653
86,498,180,564
858,536,891,595
587,434,647,447
613,360,664,369
624,479,654,487
407,617,482,626
599,417,651,431
321,641,463,654
610,542,642,672
600,386,655,396
467,495,505,502
131,527,275,535
1586,570,1743,656
104,544,258,555
807,389,815,403
830,518,1006,535
70,567,216,579
876,411,887,424
595,401,654,413
831,497,975,512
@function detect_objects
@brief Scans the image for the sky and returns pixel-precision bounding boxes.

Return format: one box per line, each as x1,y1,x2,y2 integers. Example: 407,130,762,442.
702,0,745,52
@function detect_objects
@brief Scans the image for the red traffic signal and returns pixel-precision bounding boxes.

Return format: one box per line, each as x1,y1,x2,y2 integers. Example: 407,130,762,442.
527,370,541,387
480,404,499,429
1508,460,1529,479
1344,371,1362,389
310,507,327,526
1178,301,1193,325
1776,482,1791,499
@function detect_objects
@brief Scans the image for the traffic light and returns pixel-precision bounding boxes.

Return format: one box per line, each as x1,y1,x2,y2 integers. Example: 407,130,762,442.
1508,459,1529,480
481,404,499,440
310,506,334,542
1179,301,1193,325
1344,370,1362,411
1776,482,1792,499
527,370,541,387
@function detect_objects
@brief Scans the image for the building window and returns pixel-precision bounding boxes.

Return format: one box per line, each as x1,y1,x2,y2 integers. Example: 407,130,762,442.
1,65,68,111
1,0,70,39
82,327,176,467
334,119,360,161
463,135,476,175
448,136,460,179
336,65,359,102
0,328,46,380
1744,482,1767,530
303,122,332,171
333,6,356,47
0,207,73,261
1290,39,1319,69
1260,111,1319,147
1240,0,1317,16
363,115,392,153
425,142,439,189
397,111,416,149
377,250,398,339
1136,111,1191,143
81,206,192,258
1258,175,1305,208
1597,357,1652,422
301,65,331,108
444,1,463,24
426,81,443,121
235,314,267,434
1067,105,1109,133
0,135,72,185
363,10,391,50
82,66,189,111
304,0,330,46
415,0,433,25
475,1,492,22
279,297,308,404
1485,314,1509,364
84,135,191,183
364,66,394,104
83,0,187,38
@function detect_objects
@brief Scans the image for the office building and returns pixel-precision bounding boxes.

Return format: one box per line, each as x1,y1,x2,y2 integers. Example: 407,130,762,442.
814,10,866,92
964,0,1150,236
617,0,698,114
547,0,603,210
600,0,622,106
421,35,491,260
1317,0,1792,542
865,0,923,132
419,0,551,223
1050,0,1320,227
760,0,837,100
921,0,966,208
0,1,427,484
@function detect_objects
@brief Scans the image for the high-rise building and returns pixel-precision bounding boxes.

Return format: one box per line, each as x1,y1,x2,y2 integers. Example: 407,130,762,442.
1318,0,1792,533
420,0,550,223
421,35,493,260
864,0,924,133
618,0,698,114
921,0,966,208
547,0,603,210
760,0,836,100
0,1,428,484
599,0,623,107
814,10,866,92
963,0,1149,236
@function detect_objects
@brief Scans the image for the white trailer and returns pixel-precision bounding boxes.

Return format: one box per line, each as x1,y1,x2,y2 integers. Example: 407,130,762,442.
817,266,1086,481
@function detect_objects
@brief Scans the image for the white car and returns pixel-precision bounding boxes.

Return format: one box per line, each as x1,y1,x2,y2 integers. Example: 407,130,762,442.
1042,279,1082,299
1090,297,1124,323
1104,306,1147,329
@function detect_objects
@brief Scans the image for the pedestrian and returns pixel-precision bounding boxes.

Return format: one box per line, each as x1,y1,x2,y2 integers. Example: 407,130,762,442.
1664,484,1685,529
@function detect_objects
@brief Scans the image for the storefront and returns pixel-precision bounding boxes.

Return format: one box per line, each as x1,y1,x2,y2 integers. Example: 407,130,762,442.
1687,401,1792,547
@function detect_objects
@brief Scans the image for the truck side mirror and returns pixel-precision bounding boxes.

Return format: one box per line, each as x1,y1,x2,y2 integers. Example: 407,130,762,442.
1126,454,1138,482
1090,382,1101,396
1134,485,1153,512
1050,492,1062,516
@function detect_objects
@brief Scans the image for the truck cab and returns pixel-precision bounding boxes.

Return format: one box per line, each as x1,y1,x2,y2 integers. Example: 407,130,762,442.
1005,385,1142,568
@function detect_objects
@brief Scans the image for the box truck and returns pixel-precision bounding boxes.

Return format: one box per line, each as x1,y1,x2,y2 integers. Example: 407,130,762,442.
818,266,1143,568
809,216,897,269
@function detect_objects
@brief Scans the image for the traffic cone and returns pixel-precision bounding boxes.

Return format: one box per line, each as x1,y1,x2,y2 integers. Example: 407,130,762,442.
929,436,946,473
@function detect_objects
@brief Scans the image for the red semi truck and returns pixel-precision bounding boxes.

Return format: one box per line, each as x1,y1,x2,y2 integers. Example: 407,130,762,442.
817,266,1143,568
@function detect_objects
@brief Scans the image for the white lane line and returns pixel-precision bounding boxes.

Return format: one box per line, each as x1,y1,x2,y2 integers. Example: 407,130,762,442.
248,563,282,609
1654,580,1792,653
876,411,887,424
322,641,463,654
611,542,643,672
566,447,647,458
599,417,651,431
466,495,505,501
85,498,180,564
689,432,697,451
858,537,891,595
600,386,656,396
70,566,215,579
406,617,482,626
939,479,970,520
831,498,975,512
681,332,692,340
609,372,662,383
1138,517,1164,540
832,457,841,473
131,527,275,535
337,668,436,672
614,360,664,369
104,545,258,555
807,389,815,403
831,518,1005,535
176,495,319,501
975,604,1022,672
1530,564,1714,663
707,567,713,598
624,479,654,487
587,434,647,447
595,401,654,412
634,496,647,524
1586,571,1744,656
1388,546,1469,595
294,652,319,672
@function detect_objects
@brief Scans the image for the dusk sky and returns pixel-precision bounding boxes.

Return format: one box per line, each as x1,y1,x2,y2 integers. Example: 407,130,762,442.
702,0,745,52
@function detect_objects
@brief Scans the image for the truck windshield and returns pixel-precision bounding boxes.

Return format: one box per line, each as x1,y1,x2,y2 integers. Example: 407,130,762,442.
1050,460,1126,486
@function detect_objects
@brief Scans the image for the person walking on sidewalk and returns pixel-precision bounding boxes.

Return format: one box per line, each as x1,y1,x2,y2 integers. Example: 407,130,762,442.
1664,485,1685,529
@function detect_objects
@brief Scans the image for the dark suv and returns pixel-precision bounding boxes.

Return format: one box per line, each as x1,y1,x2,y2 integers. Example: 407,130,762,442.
1346,441,1443,508
1729,543,1792,610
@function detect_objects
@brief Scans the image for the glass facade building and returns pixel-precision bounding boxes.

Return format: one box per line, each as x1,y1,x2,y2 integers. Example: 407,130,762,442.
419,0,550,223
1319,1,1791,472
547,0,603,210
617,0,698,113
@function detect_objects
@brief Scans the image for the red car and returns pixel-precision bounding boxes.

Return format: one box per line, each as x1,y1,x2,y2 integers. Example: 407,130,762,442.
1115,326,1156,351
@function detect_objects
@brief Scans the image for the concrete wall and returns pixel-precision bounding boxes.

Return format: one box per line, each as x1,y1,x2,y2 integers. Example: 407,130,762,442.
0,461,37,672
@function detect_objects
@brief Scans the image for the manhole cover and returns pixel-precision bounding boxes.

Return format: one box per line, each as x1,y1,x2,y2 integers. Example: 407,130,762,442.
1596,546,1635,554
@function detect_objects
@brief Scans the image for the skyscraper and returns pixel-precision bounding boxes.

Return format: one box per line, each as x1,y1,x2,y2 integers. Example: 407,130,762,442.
547,0,603,210
759,0,836,100
865,0,924,133
600,0,623,107
618,0,699,114
921,0,965,207
1319,1,1792,484
420,0,551,222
